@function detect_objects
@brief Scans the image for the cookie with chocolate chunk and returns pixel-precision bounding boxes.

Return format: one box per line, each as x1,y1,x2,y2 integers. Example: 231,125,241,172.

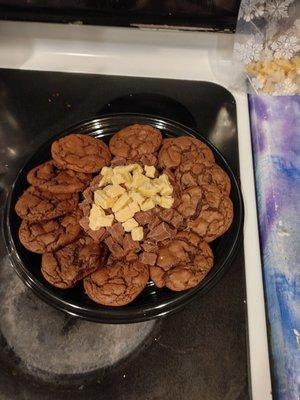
15,186,78,222
158,136,215,169
84,255,149,306
27,161,92,194
109,124,162,163
51,133,111,173
19,210,82,254
41,237,107,289
188,184,233,242
150,231,213,291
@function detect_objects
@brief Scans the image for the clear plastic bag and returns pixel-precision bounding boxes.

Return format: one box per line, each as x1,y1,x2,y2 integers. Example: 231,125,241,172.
233,0,300,95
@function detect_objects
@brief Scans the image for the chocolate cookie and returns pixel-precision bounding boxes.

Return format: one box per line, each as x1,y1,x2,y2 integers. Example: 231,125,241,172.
19,210,82,254
27,161,92,194
177,186,202,220
84,256,149,306
41,237,107,289
15,186,78,222
188,184,233,242
150,231,213,291
51,133,111,173
109,124,162,162
158,136,215,169
174,159,231,195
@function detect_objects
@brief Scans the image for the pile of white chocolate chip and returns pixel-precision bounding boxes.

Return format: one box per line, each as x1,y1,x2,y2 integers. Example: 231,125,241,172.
88,164,174,241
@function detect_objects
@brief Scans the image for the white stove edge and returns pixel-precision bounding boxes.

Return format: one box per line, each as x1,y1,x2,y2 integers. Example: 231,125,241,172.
0,20,272,400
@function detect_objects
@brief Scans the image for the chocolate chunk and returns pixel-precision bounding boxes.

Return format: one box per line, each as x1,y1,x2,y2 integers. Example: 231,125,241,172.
148,214,161,230
142,240,159,253
123,233,140,254
79,198,91,216
82,175,102,201
107,223,125,245
126,252,139,262
135,210,154,226
105,234,141,262
104,236,125,259
139,252,157,266
147,222,176,243
158,208,184,229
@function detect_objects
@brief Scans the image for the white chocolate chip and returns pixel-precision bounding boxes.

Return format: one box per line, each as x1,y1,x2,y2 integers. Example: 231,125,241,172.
122,218,139,232
114,206,134,223
131,226,144,241
144,165,156,178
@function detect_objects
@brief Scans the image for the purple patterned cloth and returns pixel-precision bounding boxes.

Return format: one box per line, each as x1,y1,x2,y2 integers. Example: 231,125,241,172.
249,95,300,400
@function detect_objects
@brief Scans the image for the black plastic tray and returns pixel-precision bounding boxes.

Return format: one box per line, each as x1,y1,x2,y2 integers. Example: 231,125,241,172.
4,113,244,323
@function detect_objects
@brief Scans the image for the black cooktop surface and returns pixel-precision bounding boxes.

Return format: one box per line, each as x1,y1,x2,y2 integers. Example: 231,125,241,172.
0,0,240,31
0,69,248,400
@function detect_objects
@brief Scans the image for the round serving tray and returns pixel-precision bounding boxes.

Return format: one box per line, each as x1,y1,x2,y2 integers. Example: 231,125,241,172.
4,113,244,323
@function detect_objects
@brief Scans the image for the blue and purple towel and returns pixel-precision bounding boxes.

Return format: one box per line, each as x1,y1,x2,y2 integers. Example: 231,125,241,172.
249,95,300,400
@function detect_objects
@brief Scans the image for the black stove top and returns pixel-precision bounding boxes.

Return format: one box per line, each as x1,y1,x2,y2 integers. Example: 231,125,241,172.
0,0,240,32
0,69,248,400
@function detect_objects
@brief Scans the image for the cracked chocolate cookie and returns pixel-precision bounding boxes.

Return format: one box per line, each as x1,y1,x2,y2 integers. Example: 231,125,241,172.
41,237,107,289
19,210,82,254
158,136,215,169
177,186,203,220
150,231,213,291
27,161,92,194
174,159,231,195
188,184,233,242
84,255,149,306
15,186,78,222
51,133,111,173
109,124,162,163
